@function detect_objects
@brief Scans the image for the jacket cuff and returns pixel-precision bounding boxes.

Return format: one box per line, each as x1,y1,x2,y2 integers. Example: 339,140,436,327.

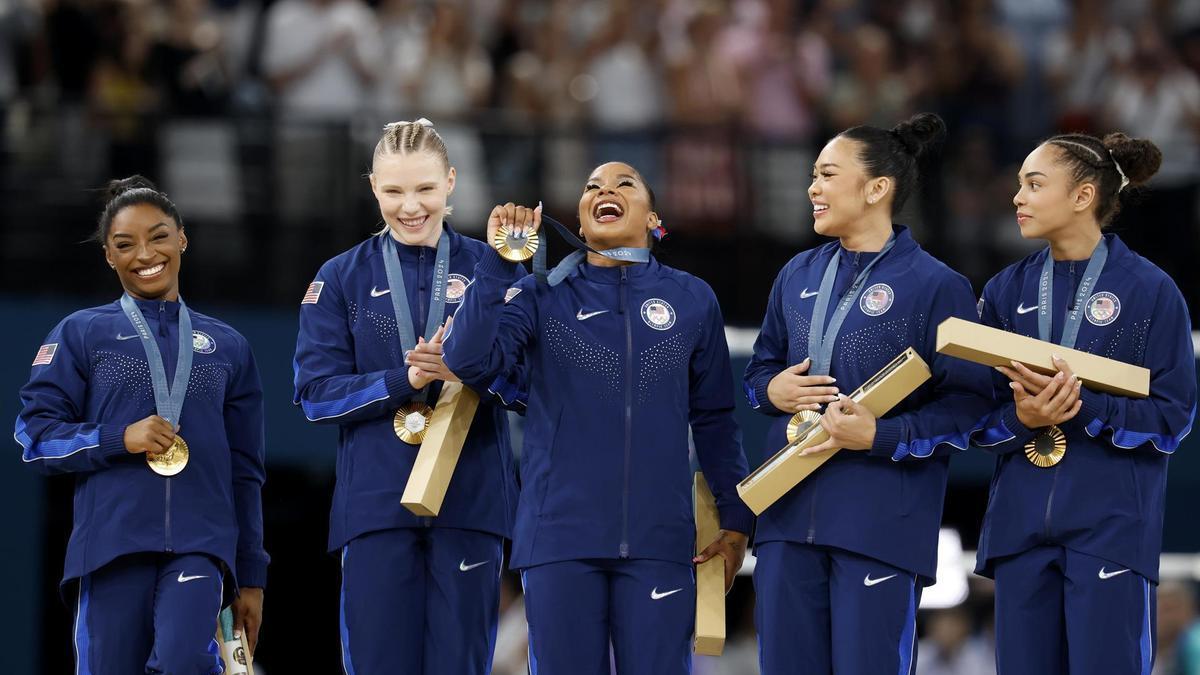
869,417,905,458
475,249,521,282
748,377,783,415
1071,387,1107,432
236,556,269,589
1002,404,1039,448
718,503,755,537
385,368,417,400
98,424,129,462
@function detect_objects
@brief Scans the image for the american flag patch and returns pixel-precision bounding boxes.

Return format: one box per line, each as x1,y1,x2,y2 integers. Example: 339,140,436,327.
504,287,522,304
301,281,324,305
32,343,58,366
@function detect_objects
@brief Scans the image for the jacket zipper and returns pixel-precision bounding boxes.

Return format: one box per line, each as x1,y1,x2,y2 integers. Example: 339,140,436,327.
1044,465,1059,538
619,267,632,558
159,301,174,551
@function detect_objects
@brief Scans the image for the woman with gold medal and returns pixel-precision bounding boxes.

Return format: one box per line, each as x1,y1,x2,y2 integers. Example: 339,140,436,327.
973,131,1196,674
292,119,522,674
15,176,268,672
741,113,995,674
443,162,755,674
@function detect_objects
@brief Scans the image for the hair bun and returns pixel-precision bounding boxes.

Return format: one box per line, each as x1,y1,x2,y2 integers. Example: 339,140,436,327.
105,175,158,201
891,113,947,159
1102,132,1162,187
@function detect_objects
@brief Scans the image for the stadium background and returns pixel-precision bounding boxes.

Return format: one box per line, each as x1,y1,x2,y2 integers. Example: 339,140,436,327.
2,0,1200,672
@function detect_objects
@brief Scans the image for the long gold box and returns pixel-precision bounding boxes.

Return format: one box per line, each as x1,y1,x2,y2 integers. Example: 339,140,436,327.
401,382,481,516
693,472,725,656
935,317,1148,398
737,348,931,515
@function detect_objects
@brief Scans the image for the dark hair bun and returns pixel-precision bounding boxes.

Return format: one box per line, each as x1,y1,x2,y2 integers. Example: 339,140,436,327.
1102,133,1162,186
105,175,159,201
891,113,947,159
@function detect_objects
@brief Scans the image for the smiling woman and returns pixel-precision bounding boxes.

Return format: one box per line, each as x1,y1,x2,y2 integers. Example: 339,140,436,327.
97,178,188,301
292,118,523,675
16,175,269,672
441,162,754,675
743,113,996,674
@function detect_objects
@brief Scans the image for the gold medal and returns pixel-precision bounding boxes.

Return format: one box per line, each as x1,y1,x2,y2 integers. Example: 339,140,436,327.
147,435,189,476
1024,425,1067,467
786,409,822,444
394,402,434,444
492,224,539,262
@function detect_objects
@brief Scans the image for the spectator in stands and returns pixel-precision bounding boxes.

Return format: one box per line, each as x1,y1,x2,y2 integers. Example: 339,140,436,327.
260,0,381,119
1156,581,1200,675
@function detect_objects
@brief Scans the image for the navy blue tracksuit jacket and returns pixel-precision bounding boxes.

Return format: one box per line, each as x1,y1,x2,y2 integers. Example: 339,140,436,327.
973,234,1196,581
443,252,755,570
293,227,520,550
16,298,269,589
743,225,994,582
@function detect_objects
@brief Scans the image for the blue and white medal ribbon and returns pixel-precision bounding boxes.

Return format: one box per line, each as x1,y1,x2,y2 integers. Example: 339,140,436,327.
119,293,194,475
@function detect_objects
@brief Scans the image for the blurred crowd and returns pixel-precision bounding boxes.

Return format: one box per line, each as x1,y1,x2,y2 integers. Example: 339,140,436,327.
2,0,1200,314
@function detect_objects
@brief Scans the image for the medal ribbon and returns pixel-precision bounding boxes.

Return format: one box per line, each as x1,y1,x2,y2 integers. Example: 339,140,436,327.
806,235,897,376
532,215,651,286
119,294,193,427
381,231,451,354
1037,238,1107,349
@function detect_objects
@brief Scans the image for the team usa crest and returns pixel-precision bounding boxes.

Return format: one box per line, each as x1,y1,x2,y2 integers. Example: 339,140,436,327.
446,274,471,304
192,330,216,354
1085,291,1120,326
640,298,676,330
860,283,894,316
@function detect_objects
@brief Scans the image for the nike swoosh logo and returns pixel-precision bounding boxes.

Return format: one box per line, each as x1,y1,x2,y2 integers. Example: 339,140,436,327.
1098,567,1131,580
576,309,608,321
650,587,683,600
177,573,209,583
1016,302,1037,314
370,287,391,297
115,334,139,341
800,289,819,299
459,559,489,572
863,573,898,587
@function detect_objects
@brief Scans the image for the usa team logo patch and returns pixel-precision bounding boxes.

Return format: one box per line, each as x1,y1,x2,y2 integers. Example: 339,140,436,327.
192,330,216,354
1086,292,1120,326
640,298,676,330
301,281,324,305
32,343,58,366
504,287,522,303
860,283,894,316
446,274,471,304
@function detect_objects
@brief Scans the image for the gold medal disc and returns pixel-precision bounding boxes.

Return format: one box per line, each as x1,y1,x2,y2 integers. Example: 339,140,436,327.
786,409,822,444
147,435,189,476
1024,425,1067,467
394,403,434,444
492,224,540,262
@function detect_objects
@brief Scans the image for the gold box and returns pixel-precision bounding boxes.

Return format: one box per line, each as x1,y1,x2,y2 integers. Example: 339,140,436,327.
935,317,1148,398
737,348,931,515
693,472,725,656
401,382,481,516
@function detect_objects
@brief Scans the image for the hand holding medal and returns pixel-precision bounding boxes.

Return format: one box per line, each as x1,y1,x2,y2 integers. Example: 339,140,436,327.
119,294,194,476
997,358,1082,467
488,201,542,262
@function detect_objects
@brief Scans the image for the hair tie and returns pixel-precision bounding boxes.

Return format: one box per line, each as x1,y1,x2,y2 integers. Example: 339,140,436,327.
382,118,436,132
1109,149,1130,192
